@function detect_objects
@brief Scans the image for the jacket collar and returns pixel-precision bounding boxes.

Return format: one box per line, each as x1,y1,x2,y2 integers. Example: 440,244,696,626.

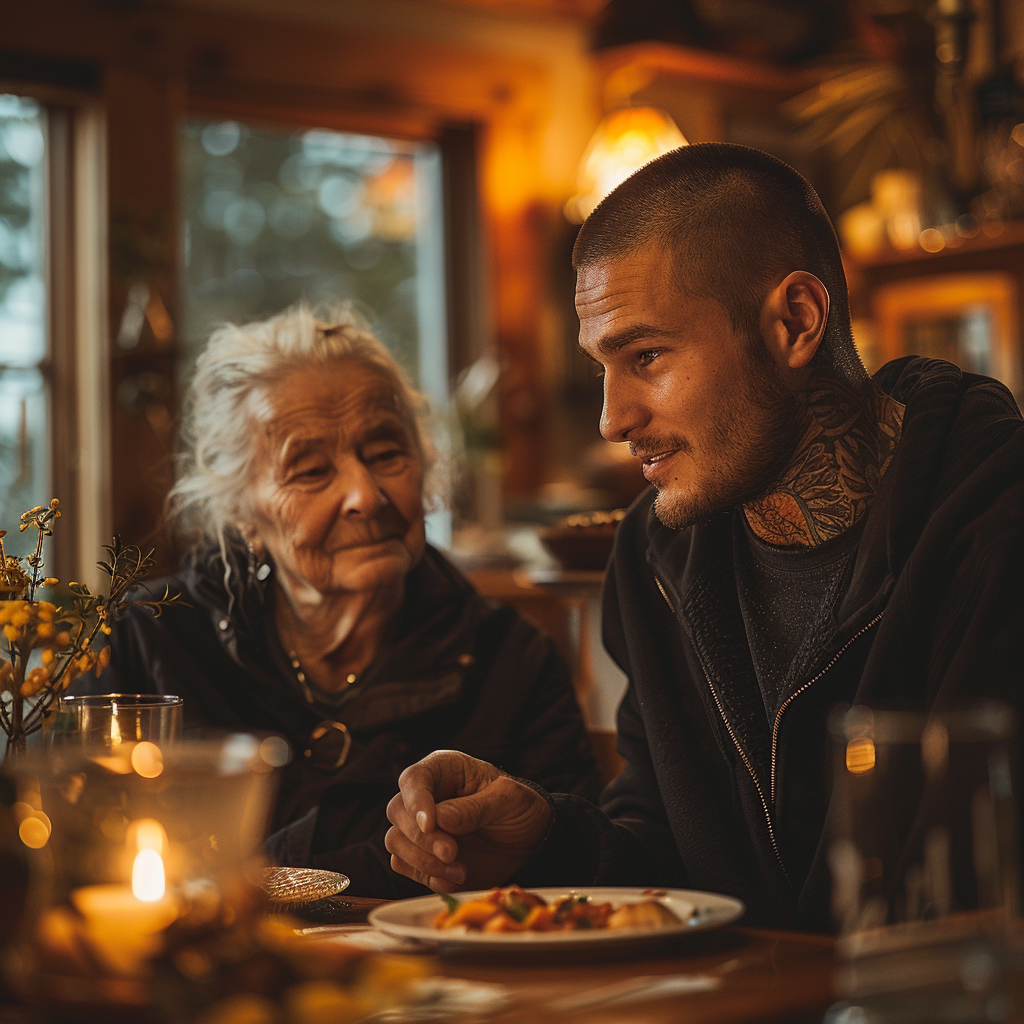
646,357,1022,630
181,543,483,731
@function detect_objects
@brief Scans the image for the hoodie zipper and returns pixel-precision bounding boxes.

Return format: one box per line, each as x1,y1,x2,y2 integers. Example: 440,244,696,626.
654,570,884,873
653,572,785,871
769,610,884,805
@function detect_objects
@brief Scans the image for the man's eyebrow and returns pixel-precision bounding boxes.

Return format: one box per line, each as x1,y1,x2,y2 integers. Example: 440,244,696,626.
582,324,674,356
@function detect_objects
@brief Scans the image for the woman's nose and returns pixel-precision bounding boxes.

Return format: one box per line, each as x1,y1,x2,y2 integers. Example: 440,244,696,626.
336,458,387,517
600,371,648,442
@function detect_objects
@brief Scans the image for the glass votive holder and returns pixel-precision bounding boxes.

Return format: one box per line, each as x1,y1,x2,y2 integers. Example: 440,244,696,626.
828,703,1019,1016
4,735,280,1018
48,694,183,750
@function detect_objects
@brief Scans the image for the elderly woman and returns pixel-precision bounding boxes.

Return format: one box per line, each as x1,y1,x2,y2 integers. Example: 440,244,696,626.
82,305,599,897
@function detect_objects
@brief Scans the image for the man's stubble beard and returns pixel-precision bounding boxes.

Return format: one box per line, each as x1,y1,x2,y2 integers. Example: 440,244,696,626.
651,344,806,530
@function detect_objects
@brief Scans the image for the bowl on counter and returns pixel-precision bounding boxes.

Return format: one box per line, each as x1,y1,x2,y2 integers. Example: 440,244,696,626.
536,509,626,572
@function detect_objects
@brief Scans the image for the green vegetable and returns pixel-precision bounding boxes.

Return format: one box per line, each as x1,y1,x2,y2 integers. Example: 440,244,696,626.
440,893,459,913
505,901,530,922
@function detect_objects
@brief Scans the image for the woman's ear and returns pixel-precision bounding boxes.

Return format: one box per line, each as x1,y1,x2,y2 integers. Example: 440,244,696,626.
759,271,829,372
235,523,265,559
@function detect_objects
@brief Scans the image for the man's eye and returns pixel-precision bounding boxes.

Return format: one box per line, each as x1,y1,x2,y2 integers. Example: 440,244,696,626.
637,349,661,367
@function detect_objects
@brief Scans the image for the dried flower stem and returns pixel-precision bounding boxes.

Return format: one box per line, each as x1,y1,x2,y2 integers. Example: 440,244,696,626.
1,501,185,762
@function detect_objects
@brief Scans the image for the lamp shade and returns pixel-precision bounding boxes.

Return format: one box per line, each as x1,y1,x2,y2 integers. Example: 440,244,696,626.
566,107,687,223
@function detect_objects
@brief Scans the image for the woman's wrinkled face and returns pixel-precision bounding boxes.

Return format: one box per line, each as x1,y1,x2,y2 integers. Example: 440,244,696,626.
245,360,427,597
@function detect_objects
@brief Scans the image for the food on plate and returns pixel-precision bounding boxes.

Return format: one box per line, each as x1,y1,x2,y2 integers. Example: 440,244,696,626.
431,885,684,933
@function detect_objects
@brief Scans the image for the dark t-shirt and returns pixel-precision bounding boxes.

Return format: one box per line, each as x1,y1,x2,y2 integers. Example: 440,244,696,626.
733,513,865,728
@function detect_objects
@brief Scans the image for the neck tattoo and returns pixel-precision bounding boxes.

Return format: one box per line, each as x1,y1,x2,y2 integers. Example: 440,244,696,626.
744,374,905,548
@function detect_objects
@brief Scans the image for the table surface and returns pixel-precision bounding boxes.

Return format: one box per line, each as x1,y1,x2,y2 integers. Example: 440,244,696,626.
335,897,837,1024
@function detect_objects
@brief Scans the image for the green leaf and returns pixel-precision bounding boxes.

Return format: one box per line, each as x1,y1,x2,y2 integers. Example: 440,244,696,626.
440,893,458,914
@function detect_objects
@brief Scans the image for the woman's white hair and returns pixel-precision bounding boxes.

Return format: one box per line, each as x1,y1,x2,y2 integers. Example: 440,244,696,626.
167,303,437,580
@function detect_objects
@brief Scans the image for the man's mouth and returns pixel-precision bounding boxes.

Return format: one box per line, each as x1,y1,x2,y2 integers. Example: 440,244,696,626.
639,448,682,483
640,449,678,467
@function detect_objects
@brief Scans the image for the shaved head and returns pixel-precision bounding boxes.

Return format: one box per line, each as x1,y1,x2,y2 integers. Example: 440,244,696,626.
573,143,866,385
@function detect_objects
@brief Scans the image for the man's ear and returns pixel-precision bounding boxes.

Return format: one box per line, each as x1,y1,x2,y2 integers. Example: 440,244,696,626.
760,271,829,371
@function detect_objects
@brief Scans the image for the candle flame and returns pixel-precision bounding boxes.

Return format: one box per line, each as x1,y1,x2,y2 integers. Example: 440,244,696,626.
132,848,165,902
131,818,166,853
109,701,122,746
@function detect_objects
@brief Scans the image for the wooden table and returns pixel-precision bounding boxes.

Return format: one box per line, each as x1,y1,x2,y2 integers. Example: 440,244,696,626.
335,898,837,1023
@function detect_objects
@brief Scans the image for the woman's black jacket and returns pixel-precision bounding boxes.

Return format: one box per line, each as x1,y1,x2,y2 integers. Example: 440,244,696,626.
77,545,600,897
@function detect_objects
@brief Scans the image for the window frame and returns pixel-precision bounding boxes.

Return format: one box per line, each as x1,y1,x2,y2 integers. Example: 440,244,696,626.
0,79,110,587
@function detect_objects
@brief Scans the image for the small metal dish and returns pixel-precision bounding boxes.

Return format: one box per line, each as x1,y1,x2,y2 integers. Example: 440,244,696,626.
260,867,351,906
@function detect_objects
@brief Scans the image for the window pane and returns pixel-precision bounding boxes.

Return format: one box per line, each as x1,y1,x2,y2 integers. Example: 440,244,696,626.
179,119,448,402
0,369,49,553
0,95,49,556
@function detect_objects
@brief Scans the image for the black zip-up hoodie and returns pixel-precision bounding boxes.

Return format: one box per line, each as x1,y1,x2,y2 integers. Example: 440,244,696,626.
517,358,1024,930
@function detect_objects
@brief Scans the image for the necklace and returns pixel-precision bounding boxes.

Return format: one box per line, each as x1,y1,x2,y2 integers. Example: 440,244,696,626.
287,649,357,704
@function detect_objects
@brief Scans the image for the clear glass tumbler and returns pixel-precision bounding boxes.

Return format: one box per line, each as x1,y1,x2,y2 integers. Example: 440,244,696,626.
827,702,1019,1019
48,694,183,750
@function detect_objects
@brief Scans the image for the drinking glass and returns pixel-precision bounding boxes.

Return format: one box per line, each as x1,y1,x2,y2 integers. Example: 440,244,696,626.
48,694,183,750
827,702,1019,1020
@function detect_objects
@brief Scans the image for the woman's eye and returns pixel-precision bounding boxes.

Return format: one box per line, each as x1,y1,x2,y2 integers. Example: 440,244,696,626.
293,464,328,480
365,447,405,466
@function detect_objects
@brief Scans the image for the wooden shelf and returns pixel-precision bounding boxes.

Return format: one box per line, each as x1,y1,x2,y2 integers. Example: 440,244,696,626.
596,40,826,96
844,221,1024,270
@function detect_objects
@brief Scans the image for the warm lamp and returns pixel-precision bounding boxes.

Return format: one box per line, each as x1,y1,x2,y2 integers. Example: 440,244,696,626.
566,107,687,223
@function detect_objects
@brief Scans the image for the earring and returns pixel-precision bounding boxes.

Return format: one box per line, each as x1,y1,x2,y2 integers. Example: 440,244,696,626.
247,540,271,586
246,540,258,586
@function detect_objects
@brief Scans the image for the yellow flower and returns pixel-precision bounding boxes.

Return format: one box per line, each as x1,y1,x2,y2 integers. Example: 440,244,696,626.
41,648,54,666
41,578,58,588
36,623,53,639
98,647,111,669
56,631,71,646
49,499,59,509
20,666,48,697
3,625,19,643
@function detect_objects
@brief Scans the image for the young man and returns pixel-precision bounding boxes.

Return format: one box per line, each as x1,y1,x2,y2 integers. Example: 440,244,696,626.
384,144,1024,929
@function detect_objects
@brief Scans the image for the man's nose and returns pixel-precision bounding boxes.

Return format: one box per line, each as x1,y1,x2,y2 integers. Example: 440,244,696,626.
337,457,387,518
599,371,648,442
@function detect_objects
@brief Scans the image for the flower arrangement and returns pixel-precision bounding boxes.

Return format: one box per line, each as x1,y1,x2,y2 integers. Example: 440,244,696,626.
0,499,183,764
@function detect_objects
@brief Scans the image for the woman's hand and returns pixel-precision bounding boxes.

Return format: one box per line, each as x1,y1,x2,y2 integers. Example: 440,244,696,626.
385,750,553,892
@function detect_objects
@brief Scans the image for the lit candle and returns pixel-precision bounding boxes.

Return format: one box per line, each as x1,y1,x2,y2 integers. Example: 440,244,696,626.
70,818,179,976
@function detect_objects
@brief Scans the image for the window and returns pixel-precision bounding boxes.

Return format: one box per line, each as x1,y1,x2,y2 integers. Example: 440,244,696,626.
0,86,107,583
0,95,49,556
179,118,449,406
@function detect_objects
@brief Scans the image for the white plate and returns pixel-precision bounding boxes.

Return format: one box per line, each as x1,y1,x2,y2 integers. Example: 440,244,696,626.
368,887,744,951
